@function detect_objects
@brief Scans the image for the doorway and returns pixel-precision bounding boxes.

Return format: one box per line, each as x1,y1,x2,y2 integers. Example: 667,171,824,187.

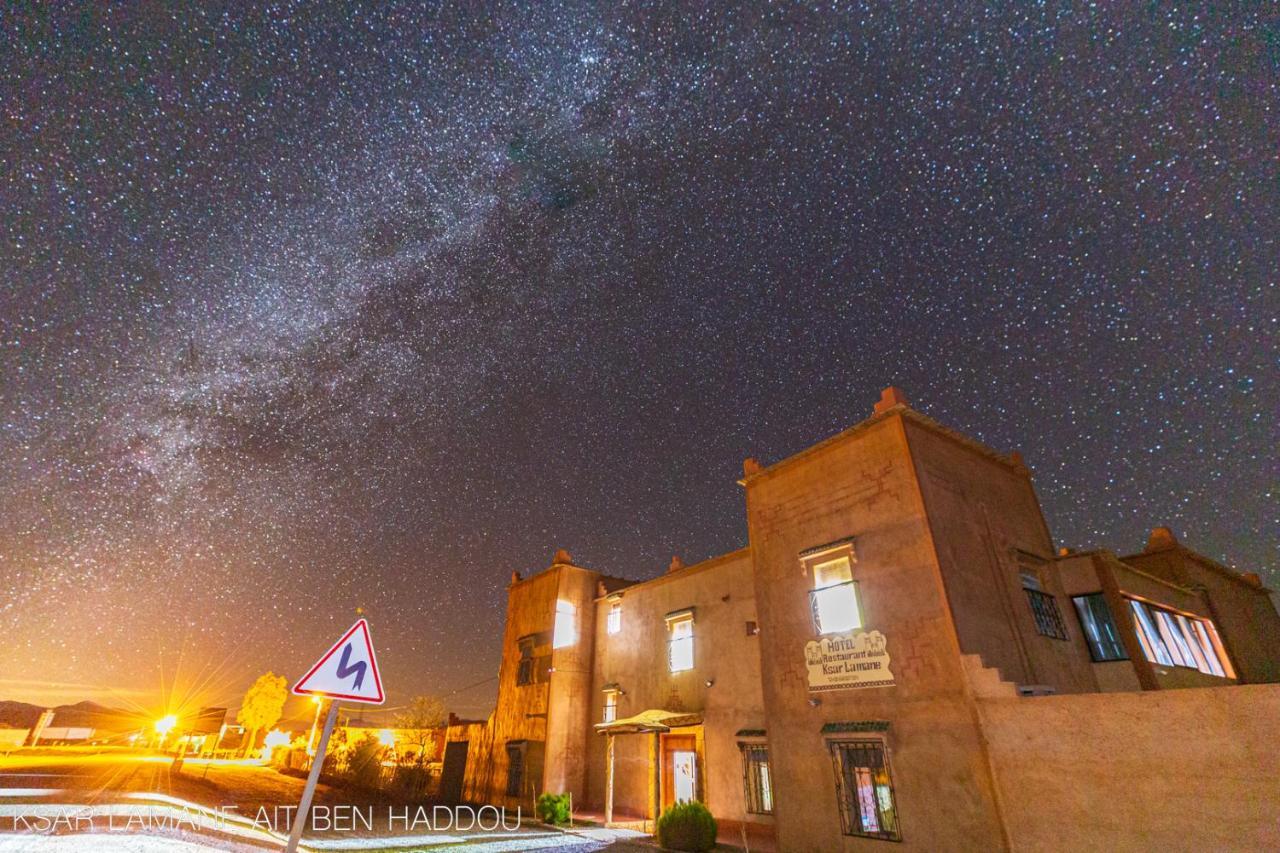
439,740,468,804
662,734,698,809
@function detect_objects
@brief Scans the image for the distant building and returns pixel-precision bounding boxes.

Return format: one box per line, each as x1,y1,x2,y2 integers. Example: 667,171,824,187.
441,388,1280,850
32,727,95,745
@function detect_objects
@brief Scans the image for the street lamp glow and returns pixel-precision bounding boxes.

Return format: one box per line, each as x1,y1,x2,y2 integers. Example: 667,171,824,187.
155,714,178,736
377,729,396,747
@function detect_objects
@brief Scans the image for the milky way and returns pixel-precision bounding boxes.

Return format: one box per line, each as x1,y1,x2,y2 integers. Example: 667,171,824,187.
1,3,1275,716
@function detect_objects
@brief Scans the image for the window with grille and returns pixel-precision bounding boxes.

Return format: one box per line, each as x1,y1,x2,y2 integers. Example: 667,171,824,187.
1024,588,1068,639
505,743,524,796
741,744,774,814
1071,593,1128,661
607,601,622,635
516,637,534,686
829,740,901,841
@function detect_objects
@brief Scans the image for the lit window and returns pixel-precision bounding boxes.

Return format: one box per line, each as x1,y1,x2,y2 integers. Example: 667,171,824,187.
806,550,862,635
667,612,695,672
830,740,900,841
1071,594,1127,662
607,601,622,635
602,690,618,723
552,600,576,648
1127,599,1233,678
741,744,773,814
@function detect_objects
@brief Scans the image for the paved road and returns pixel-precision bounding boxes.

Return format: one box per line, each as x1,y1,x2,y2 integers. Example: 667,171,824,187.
0,749,653,851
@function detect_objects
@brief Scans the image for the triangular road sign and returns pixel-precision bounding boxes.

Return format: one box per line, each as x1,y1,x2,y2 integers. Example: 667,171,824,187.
292,619,385,704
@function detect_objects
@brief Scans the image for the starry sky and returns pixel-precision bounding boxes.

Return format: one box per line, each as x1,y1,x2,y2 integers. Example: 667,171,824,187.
1,3,1275,718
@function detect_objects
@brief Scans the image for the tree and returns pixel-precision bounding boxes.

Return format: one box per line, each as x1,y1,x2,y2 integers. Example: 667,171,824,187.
236,672,288,756
393,695,446,764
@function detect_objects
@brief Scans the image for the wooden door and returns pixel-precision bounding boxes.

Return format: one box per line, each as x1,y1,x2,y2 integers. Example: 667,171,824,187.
662,734,698,809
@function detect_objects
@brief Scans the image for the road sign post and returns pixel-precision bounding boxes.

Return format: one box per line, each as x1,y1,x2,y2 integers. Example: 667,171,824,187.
285,618,385,853
285,699,338,853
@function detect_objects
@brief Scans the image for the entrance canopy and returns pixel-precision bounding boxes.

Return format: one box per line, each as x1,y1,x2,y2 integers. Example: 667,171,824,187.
594,709,703,735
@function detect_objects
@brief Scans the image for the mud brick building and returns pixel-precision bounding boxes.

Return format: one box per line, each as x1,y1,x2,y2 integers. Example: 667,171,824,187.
441,388,1280,851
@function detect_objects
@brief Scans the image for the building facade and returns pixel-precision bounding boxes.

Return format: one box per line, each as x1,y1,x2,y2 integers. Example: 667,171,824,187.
441,388,1280,850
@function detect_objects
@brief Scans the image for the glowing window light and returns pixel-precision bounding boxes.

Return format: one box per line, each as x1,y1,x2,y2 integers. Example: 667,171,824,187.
810,555,862,635
552,600,577,648
669,616,694,672
607,602,622,635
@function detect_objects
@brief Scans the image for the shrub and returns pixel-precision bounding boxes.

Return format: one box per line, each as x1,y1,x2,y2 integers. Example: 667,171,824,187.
656,801,717,852
346,733,385,791
536,792,572,825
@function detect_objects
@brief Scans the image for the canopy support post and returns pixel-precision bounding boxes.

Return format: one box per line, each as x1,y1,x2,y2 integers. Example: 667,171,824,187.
605,732,615,825
650,730,661,831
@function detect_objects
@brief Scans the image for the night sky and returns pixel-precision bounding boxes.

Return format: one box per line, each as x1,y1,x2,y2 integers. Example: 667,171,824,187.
2,3,1275,718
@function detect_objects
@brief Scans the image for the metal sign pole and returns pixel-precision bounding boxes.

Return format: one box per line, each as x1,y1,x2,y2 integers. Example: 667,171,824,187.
285,700,339,853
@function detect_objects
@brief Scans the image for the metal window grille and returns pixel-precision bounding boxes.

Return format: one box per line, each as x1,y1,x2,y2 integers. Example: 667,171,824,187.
740,745,774,814
1024,588,1068,640
829,740,901,841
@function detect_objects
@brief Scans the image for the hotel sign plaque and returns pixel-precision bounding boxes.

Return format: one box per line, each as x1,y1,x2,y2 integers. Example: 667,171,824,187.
805,629,895,691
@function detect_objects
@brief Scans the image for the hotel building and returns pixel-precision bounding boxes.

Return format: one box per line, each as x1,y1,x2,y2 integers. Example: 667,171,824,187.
440,388,1280,850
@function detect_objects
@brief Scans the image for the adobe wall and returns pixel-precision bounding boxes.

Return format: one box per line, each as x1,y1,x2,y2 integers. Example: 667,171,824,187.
978,685,1280,851
583,549,768,830
460,567,560,807
544,564,602,801
745,413,1007,852
903,418,1097,694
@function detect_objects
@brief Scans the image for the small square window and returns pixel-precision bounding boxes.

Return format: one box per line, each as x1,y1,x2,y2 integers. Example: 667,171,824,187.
602,690,618,723
1024,588,1068,640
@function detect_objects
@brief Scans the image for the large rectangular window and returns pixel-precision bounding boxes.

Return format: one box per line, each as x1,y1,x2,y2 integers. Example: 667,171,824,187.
552,599,577,648
607,601,622,635
804,543,863,635
741,744,773,815
1128,599,1233,678
1071,594,1128,662
829,740,901,841
667,611,695,672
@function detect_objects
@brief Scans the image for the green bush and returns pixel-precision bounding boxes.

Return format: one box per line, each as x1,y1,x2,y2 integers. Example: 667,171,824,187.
346,733,385,791
536,792,571,825
656,801,717,852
